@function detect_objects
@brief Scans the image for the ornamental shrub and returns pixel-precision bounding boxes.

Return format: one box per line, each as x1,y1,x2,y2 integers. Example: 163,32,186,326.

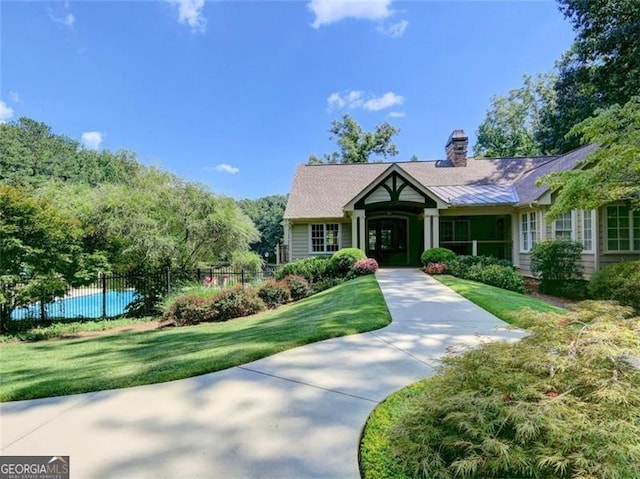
281,275,311,301
465,263,525,293
352,258,379,276
448,255,513,277
391,302,640,479
420,247,456,266
274,257,333,283
311,277,345,294
330,248,367,277
210,286,266,321
424,262,447,275
257,280,291,309
530,240,584,297
162,295,217,326
590,260,640,312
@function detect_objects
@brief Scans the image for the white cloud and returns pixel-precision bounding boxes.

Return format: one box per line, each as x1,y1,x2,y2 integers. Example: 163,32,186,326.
327,90,404,112
213,164,240,174
9,91,19,103
168,0,207,33
49,11,75,28
377,19,408,38
308,0,393,28
363,92,405,111
81,131,103,150
0,101,14,123
387,111,405,118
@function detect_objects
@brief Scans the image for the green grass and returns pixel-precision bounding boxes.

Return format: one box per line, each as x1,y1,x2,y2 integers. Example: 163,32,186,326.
360,380,431,479
0,275,390,402
0,317,157,343
434,275,565,326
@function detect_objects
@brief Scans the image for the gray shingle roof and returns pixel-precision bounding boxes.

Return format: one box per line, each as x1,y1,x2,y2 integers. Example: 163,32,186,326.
283,146,597,219
513,144,598,205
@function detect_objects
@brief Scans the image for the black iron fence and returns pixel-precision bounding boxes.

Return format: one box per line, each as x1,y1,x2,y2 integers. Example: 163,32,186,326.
11,266,278,322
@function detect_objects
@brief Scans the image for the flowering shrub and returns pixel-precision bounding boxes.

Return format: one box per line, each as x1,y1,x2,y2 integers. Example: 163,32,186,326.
211,286,266,321
257,280,291,309
424,262,447,275
281,275,311,301
352,258,379,276
163,295,217,326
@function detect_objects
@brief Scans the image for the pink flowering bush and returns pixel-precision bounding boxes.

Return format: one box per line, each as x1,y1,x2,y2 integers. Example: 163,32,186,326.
424,262,447,275
352,258,379,276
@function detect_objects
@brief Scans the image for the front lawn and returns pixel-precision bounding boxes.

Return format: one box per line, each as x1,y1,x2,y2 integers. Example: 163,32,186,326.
0,275,390,402
434,274,565,326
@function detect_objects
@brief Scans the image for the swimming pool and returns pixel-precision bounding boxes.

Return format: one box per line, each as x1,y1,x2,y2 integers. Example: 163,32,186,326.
11,290,138,320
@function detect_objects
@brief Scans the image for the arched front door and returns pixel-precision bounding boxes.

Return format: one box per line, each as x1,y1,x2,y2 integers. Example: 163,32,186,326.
367,217,409,266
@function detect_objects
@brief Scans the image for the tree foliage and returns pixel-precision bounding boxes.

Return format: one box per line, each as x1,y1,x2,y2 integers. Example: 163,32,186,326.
0,185,106,330
474,74,555,157
0,117,141,187
391,302,640,478
537,0,640,153
539,97,640,217
40,174,258,273
308,114,399,164
238,194,288,260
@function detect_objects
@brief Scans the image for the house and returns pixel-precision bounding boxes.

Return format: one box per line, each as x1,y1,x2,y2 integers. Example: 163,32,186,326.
281,130,640,277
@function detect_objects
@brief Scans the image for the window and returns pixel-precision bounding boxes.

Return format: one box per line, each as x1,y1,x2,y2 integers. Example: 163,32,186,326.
581,210,594,252
554,211,574,240
607,205,640,252
310,224,340,253
520,212,537,252
440,220,470,242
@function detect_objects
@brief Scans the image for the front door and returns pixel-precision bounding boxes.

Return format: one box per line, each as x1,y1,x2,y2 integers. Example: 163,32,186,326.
367,218,408,266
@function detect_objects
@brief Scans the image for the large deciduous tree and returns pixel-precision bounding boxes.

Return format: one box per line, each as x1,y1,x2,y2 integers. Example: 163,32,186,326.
537,0,640,153
0,185,106,330
42,171,259,273
538,97,640,218
474,74,555,157
238,195,288,260
309,114,399,164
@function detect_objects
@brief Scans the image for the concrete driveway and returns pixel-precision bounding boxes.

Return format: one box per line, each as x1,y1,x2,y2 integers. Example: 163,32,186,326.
0,269,524,478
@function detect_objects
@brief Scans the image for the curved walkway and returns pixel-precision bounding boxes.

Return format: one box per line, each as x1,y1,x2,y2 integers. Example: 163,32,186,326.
0,269,524,478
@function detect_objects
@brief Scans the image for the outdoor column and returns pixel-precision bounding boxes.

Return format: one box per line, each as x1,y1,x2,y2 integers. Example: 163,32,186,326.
424,208,439,249
352,210,366,251
358,211,366,252
423,210,432,250
511,213,519,267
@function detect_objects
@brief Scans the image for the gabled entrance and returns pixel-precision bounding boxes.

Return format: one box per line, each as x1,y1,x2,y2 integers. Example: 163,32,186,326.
344,164,446,267
367,217,408,266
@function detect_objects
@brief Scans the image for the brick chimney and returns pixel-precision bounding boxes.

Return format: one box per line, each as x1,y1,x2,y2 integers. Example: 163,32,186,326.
445,129,468,167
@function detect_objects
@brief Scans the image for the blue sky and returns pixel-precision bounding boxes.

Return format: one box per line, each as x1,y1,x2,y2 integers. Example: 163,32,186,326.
1,0,576,199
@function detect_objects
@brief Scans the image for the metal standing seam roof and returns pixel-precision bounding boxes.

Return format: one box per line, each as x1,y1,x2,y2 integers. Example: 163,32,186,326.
428,185,519,205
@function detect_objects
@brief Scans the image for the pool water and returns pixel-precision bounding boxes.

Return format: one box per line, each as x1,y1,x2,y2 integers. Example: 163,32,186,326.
11,290,137,320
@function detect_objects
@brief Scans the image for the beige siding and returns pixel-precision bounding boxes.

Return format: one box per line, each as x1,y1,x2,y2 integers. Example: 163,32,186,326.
364,186,391,204
398,184,423,202
291,224,311,261
289,222,352,261
342,223,352,248
518,254,533,277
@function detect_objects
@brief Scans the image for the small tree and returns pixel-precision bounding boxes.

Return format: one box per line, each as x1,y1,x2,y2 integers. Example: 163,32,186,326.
0,186,105,330
530,239,584,296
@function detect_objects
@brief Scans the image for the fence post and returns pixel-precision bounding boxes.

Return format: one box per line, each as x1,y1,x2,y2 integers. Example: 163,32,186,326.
166,267,171,296
241,269,245,286
102,273,107,318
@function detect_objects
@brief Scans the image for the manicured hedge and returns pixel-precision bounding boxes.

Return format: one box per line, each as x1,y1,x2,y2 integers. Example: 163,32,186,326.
330,248,367,276
420,247,456,266
590,260,640,312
